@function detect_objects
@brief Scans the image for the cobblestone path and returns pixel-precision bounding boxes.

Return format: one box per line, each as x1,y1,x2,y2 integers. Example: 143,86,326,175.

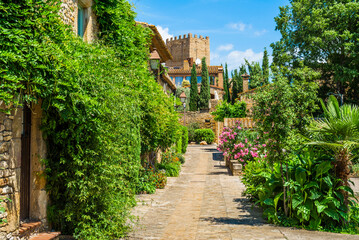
128,145,359,240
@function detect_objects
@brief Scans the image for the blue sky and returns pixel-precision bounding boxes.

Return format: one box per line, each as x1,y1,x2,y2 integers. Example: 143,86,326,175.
133,0,289,72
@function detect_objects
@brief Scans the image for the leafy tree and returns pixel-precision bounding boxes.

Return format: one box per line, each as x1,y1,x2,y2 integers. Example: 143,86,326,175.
199,57,210,109
189,64,198,111
252,65,319,216
246,60,264,89
262,48,269,84
271,0,359,104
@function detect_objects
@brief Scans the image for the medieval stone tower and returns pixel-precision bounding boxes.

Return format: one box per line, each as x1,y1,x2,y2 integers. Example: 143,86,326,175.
165,33,210,68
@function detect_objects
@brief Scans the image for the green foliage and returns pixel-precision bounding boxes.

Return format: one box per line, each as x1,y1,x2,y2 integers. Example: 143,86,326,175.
199,57,210,109
223,63,230,102
271,0,359,104
0,1,180,239
252,67,319,164
194,129,215,144
262,48,270,84
176,128,183,154
158,149,183,177
307,95,359,204
242,148,359,233
176,87,190,112
136,166,167,194
181,126,189,153
157,161,181,177
189,64,199,111
188,122,201,143
211,101,246,122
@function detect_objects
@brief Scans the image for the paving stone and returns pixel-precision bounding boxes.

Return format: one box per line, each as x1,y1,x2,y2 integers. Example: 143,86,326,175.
128,145,359,240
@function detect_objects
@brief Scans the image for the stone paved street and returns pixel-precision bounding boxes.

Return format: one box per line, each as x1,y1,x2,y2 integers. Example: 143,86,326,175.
128,145,359,240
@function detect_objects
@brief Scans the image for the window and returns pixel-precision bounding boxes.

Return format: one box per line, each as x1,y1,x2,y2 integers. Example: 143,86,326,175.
185,76,191,81
197,76,202,84
210,76,215,85
175,77,183,87
78,6,85,37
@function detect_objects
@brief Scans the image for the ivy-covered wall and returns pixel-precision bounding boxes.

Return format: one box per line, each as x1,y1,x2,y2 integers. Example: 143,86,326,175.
0,0,180,239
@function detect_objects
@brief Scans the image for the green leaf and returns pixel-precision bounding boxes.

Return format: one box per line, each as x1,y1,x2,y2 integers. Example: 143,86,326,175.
323,209,340,221
315,161,332,178
315,200,327,214
263,198,274,206
309,190,321,200
274,192,283,211
295,167,307,186
292,194,304,209
309,218,321,230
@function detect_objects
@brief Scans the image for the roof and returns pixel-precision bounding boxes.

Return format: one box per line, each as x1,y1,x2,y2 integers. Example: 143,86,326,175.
168,66,223,75
162,73,176,91
136,21,173,62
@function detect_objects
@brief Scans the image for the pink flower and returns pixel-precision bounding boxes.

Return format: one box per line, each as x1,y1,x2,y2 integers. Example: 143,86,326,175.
262,144,266,147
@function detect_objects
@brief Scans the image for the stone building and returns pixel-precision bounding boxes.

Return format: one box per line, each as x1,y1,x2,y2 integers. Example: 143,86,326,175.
165,34,210,68
138,22,176,95
165,34,224,100
0,1,99,239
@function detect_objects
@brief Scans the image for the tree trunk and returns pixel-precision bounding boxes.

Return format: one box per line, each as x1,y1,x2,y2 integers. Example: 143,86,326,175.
334,148,351,206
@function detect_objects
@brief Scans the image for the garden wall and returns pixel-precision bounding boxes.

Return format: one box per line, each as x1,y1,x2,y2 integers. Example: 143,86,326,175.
179,100,219,143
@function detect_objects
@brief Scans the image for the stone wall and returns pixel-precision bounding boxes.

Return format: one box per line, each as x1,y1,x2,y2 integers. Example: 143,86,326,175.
0,103,48,239
0,107,22,239
59,0,99,43
166,34,210,68
179,100,219,142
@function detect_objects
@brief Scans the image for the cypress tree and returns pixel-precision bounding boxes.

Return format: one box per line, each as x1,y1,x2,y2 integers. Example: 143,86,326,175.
199,57,210,109
262,48,269,84
238,64,246,93
223,63,230,102
189,64,199,111
231,69,239,104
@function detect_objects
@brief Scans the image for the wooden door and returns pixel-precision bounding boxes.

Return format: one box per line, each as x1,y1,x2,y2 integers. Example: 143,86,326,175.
20,106,31,220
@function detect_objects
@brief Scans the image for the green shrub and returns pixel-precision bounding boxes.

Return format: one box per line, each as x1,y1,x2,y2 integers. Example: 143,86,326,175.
181,126,189,153
242,148,359,233
176,129,183,154
188,122,200,142
157,161,181,177
194,129,215,144
211,100,247,122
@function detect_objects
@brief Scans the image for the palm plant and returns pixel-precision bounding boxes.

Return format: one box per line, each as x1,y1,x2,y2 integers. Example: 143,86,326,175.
307,95,359,205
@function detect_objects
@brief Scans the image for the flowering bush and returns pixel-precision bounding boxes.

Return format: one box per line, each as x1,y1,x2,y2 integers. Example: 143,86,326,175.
136,166,167,194
218,121,267,165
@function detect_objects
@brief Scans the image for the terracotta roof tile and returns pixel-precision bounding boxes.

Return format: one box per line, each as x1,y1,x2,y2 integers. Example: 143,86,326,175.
168,66,223,75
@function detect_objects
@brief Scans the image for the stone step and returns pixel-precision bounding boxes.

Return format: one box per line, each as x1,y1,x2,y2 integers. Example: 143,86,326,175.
29,232,61,240
19,221,42,238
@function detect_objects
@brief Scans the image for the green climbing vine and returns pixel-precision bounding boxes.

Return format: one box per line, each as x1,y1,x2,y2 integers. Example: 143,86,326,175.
0,0,180,239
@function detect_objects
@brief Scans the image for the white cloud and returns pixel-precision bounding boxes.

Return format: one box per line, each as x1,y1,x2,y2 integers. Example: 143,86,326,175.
227,22,251,32
211,49,268,72
217,44,234,51
254,29,268,37
156,25,173,41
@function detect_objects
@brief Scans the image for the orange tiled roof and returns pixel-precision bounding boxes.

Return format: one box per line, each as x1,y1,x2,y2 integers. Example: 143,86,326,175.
168,66,223,75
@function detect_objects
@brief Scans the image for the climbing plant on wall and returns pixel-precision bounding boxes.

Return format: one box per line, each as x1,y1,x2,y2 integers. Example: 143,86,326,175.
0,0,180,239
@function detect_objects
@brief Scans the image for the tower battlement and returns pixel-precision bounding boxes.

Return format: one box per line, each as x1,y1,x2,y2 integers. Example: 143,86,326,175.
166,33,209,43
165,33,210,68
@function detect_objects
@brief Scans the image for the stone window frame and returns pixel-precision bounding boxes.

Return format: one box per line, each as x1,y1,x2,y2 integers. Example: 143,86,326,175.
75,0,93,41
